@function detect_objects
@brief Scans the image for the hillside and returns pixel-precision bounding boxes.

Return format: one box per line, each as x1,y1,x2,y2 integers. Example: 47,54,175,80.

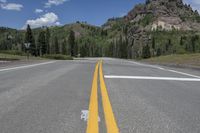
0,22,103,54
104,0,200,35
102,0,200,58
125,0,200,31
1,0,200,59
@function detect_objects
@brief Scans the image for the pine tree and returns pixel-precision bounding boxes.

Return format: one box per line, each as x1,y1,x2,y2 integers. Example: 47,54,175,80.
68,30,75,56
101,29,108,37
151,37,156,56
74,41,78,56
119,35,128,59
54,36,59,54
165,39,173,54
146,0,150,4
62,39,67,55
80,44,86,57
142,44,151,58
152,37,155,49
119,35,123,58
46,28,51,54
123,25,128,36
124,36,128,58
191,35,199,52
37,31,46,56
25,25,36,56
108,42,114,57
156,48,161,56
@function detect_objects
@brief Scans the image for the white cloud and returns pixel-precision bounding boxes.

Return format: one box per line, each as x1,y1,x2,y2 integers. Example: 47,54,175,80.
35,9,43,13
0,3,23,11
45,0,69,8
0,0,6,3
55,21,61,25
23,12,60,29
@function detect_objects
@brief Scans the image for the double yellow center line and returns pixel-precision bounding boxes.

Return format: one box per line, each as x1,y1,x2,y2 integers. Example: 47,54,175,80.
86,61,119,133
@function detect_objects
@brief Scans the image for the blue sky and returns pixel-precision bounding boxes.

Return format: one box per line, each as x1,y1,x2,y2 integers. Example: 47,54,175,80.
0,0,199,29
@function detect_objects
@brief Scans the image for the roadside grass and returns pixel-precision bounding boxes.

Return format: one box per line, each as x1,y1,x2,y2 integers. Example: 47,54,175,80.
0,53,73,61
143,53,200,67
0,53,43,61
0,53,26,61
0,50,26,56
42,54,73,60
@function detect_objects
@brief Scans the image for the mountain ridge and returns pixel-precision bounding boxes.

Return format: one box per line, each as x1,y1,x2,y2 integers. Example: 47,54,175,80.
1,0,200,59
124,0,200,31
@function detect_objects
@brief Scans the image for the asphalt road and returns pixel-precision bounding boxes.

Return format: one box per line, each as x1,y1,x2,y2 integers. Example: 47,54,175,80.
0,58,200,133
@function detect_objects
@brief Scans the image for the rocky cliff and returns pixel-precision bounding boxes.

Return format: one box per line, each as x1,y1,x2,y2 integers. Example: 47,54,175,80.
125,0,200,31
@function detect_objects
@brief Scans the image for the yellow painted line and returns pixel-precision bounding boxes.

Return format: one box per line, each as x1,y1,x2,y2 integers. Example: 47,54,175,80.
99,60,119,133
86,62,99,133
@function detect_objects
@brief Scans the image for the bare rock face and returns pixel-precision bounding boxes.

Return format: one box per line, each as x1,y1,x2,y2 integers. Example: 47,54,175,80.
151,17,182,30
127,0,189,19
102,0,200,58
122,0,200,57
125,0,200,31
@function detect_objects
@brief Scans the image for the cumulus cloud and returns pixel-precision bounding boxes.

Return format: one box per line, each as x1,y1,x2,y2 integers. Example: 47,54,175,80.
0,3,23,11
0,0,23,11
23,12,60,29
55,22,61,25
35,9,43,13
1,3,23,11
0,0,6,3
184,0,200,12
45,0,69,8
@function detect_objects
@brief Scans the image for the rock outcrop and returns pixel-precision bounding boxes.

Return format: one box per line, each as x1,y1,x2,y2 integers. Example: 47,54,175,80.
125,0,200,31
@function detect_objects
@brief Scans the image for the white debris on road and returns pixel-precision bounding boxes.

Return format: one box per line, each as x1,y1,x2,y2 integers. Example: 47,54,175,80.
81,110,100,122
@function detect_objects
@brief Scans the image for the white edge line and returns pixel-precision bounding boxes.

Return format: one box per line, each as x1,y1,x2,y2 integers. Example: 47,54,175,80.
104,75,200,82
129,61,165,70
0,61,56,72
128,61,200,78
167,69,200,79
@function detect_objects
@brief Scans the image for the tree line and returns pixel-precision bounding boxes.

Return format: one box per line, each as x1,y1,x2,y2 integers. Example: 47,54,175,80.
105,33,200,59
1,24,200,59
24,25,77,57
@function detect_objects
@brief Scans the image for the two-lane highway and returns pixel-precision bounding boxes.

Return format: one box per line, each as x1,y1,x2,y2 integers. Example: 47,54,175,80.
103,59,200,133
0,58,200,133
0,60,96,133
86,61,119,133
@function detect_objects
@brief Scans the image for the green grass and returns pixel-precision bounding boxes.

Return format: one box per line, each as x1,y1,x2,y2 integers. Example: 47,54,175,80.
42,54,73,60
0,50,26,56
138,14,154,27
143,53,200,67
0,52,73,61
0,53,43,61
